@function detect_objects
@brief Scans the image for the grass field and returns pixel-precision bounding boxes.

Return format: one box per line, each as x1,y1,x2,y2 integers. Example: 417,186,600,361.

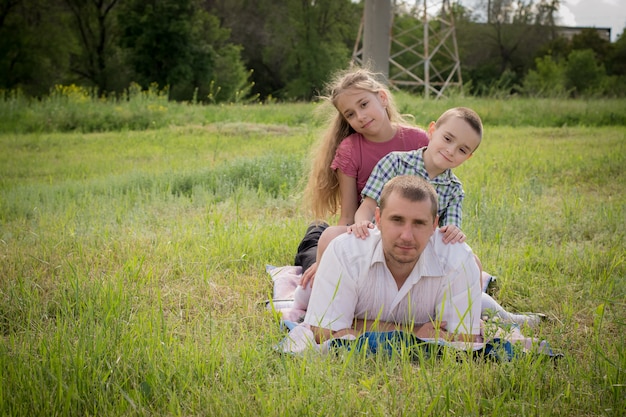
1,98,625,416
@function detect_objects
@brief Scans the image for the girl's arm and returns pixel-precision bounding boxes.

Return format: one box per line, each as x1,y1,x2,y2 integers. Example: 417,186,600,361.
301,171,357,290
337,171,358,226
349,197,377,238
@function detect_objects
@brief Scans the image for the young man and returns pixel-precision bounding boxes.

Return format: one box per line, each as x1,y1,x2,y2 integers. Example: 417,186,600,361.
304,175,482,344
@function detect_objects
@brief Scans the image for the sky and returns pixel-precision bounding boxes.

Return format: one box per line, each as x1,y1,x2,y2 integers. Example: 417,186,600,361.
451,0,626,42
557,0,626,42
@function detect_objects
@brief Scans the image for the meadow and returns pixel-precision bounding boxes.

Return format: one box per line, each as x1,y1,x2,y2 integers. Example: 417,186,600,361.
1,92,625,416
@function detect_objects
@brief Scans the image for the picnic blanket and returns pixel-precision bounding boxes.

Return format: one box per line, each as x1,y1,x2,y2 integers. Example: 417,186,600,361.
266,265,562,361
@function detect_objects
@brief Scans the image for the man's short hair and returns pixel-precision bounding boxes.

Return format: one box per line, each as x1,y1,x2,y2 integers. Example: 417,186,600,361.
379,175,438,220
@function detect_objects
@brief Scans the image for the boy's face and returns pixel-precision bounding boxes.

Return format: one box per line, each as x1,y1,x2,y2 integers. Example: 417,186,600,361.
427,117,481,171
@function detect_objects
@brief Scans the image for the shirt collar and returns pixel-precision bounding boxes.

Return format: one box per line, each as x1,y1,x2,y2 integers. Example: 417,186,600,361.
369,229,445,278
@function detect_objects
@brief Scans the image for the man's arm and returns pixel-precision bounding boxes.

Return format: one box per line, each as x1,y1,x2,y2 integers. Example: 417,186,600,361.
436,245,482,339
309,326,360,344
303,236,358,340
311,320,455,344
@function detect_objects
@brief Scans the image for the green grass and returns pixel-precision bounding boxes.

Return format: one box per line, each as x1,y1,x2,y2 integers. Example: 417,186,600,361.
1,102,625,416
2,86,626,134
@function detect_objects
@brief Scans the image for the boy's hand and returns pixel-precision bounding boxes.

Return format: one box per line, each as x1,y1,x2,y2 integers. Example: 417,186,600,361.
347,220,375,239
439,225,466,244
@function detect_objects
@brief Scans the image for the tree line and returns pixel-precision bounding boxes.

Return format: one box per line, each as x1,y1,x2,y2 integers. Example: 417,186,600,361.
1,0,624,102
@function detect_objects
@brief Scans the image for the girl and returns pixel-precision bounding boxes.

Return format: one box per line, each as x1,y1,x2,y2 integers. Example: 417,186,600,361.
295,67,428,285
303,66,429,227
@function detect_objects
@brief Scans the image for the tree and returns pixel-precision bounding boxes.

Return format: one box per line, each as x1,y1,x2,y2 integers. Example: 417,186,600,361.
522,54,566,96
458,0,559,94
571,28,611,63
118,0,247,102
607,29,626,76
257,0,360,100
204,0,280,99
63,0,122,95
564,49,605,96
0,0,73,95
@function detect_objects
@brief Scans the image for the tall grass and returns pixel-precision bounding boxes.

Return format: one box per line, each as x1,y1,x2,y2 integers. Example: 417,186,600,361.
1,85,625,134
1,103,625,416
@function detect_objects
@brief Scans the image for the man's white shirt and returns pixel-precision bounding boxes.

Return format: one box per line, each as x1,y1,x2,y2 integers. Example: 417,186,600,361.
304,228,482,336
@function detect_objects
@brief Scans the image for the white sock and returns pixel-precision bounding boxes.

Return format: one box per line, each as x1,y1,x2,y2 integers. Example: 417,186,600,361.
293,285,312,310
482,293,539,327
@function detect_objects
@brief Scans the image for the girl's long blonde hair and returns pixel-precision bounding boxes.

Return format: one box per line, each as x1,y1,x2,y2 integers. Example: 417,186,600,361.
303,66,410,221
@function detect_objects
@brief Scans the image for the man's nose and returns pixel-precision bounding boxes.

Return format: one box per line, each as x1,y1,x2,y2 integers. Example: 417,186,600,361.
400,224,414,240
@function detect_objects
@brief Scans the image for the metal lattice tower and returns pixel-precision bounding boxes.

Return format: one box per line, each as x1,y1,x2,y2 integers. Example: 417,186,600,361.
353,0,462,99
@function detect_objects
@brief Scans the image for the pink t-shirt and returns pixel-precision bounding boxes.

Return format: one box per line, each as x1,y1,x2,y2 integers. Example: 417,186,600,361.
330,125,429,199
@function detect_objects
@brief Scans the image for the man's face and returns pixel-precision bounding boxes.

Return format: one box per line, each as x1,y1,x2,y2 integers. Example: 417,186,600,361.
375,191,438,267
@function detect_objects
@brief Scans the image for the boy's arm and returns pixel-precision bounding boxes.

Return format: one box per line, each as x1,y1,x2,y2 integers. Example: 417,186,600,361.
439,224,466,243
441,192,463,228
438,187,465,243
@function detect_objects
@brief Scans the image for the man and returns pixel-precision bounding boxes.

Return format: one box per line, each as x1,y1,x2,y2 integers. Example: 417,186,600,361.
303,175,482,344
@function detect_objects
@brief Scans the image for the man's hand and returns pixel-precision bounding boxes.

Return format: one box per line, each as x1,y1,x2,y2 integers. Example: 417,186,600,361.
300,261,318,288
414,321,481,343
310,325,359,343
439,224,466,244
413,321,450,339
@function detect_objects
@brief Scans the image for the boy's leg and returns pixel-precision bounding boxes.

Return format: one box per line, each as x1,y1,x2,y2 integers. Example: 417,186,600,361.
481,293,543,328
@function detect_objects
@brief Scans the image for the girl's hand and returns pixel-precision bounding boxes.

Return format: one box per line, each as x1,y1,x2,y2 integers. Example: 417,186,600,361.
347,220,375,239
439,225,466,244
300,261,318,288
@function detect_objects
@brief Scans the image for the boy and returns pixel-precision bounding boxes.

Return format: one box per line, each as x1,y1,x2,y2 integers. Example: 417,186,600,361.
350,107,481,240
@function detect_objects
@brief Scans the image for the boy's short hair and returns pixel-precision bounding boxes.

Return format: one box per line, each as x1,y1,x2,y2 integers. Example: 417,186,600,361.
436,107,483,146
379,175,438,220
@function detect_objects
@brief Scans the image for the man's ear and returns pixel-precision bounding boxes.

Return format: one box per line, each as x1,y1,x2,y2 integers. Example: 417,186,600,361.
433,215,439,231
375,206,381,224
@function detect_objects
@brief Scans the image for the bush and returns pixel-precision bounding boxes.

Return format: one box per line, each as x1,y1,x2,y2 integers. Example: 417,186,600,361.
564,49,606,96
522,56,568,97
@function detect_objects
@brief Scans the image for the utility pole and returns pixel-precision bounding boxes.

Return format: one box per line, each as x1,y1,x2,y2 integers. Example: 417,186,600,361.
422,0,430,99
353,0,462,98
362,0,392,81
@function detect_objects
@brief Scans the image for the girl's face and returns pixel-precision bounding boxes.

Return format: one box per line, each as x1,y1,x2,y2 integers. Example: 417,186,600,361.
335,88,390,139
426,117,481,171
